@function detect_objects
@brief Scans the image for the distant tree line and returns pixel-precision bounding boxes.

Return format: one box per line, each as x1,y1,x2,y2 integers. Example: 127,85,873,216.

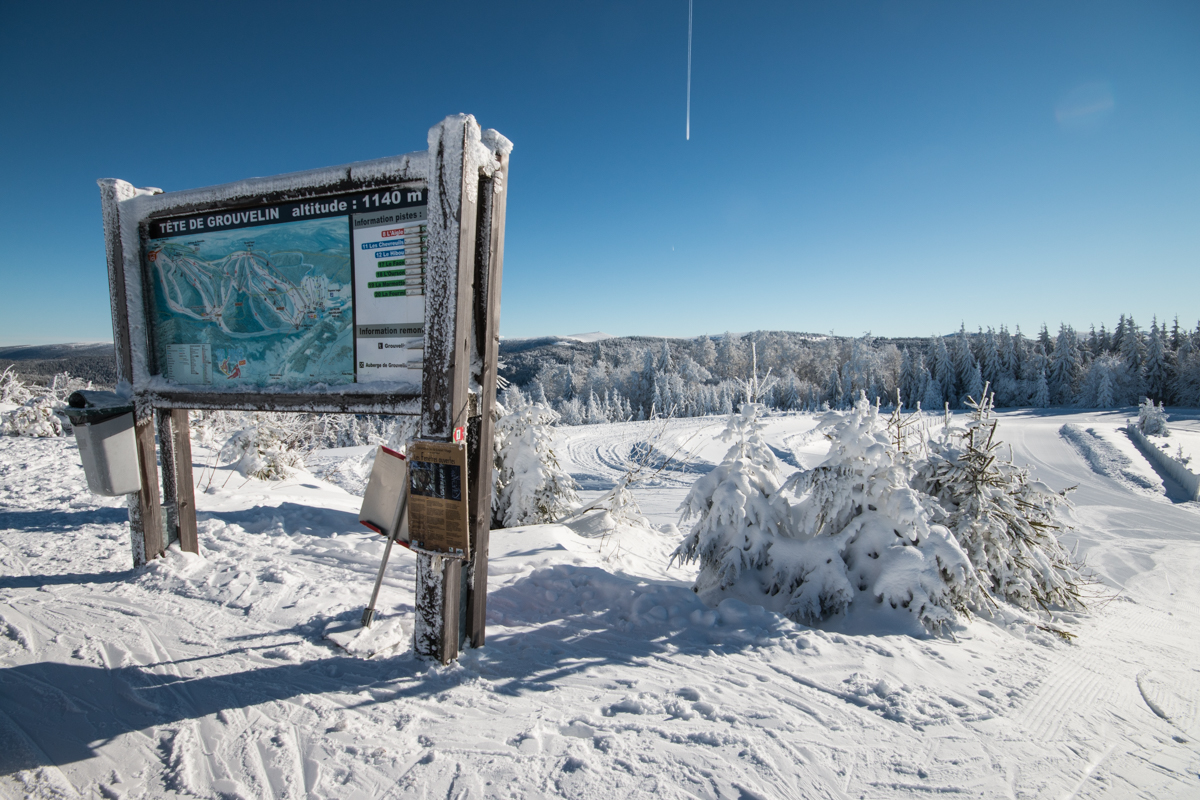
0,355,117,387
499,316,1200,423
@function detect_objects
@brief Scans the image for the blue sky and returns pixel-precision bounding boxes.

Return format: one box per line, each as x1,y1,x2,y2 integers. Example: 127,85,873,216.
1,1,1197,344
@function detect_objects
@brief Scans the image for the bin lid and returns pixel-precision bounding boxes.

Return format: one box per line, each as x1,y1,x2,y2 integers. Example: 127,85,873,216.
65,390,134,425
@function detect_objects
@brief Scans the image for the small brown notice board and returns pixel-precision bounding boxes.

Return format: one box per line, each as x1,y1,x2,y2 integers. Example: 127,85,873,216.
407,440,470,558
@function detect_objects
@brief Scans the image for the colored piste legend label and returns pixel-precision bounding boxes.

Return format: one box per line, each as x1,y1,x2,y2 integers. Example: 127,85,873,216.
352,201,428,383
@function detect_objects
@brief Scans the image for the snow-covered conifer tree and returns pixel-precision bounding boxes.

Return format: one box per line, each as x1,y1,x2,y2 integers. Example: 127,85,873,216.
1048,324,1081,405
1144,319,1175,404
1032,369,1051,408
1121,317,1147,396
823,369,843,409
492,401,580,527
953,326,976,395
1037,324,1054,356
1137,398,1169,436
980,330,1001,390
586,391,605,424
1096,370,1116,409
776,396,978,631
922,375,944,413
697,335,717,371
673,403,790,599
933,336,957,408
675,397,979,634
1112,315,1127,354
963,363,984,407
915,392,1085,614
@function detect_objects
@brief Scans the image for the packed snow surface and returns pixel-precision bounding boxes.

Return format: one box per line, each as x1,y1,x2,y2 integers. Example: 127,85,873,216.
2,409,1200,798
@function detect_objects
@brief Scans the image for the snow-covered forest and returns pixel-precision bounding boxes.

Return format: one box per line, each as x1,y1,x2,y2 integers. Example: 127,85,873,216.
503,316,1200,422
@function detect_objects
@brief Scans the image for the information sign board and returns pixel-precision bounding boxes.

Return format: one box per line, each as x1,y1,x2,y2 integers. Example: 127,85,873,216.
407,440,470,558
145,188,427,390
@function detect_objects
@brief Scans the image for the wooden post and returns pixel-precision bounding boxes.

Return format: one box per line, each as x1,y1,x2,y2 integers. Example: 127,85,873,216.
157,410,179,546
414,115,482,663
99,179,164,567
465,141,511,648
158,408,199,554
133,415,164,563
171,409,199,554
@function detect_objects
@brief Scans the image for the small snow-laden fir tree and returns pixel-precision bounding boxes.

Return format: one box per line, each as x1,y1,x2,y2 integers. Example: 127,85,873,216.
492,399,579,527
1137,397,1169,436
1032,369,1051,409
915,390,1085,616
921,375,944,412
674,398,978,634
776,395,979,632
3,397,64,437
672,403,792,601
222,414,306,480
0,366,31,405
1143,320,1175,404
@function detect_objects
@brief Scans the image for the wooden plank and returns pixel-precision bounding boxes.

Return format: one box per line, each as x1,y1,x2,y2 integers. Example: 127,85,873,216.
466,145,510,648
414,115,482,663
134,414,164,564
442,559,462,663
98,180,136,386
100,179,162,567
171,409,199,554
157,410,178,546
144,389,421,415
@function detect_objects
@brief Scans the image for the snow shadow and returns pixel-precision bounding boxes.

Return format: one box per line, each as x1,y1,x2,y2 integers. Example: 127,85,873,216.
1121,428,1198,504
0,565,805,775
0,507,129,532
0,654,436,774
0,570,135,590
473,565,805,693
199,502,362,537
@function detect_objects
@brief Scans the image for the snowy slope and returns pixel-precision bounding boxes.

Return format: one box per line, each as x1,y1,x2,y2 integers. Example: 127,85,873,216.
1,410,1200,798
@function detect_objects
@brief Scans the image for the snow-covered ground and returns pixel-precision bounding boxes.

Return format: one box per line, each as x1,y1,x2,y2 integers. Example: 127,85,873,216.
2,409,1200,798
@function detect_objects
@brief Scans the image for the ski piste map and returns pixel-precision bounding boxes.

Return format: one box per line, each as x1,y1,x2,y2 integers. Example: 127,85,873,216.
145,188,427,389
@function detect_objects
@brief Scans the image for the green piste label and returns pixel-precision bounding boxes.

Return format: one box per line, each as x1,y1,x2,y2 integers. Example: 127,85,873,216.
377,259,405,268
367,279,404,289
374,289,405,297
376,269,405,278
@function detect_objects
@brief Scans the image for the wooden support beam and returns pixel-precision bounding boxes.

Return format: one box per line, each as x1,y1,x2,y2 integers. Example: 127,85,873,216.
172,409,199,554
133,414,164,565
414,115,482,664
465,144,510,649
157,410,179,547
99,179,164,568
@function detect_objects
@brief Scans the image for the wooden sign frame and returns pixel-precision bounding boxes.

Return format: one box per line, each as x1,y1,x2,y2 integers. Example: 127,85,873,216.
99,114,511,663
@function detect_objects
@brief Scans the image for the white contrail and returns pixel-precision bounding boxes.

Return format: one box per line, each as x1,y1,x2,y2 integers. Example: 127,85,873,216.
686,0,693,140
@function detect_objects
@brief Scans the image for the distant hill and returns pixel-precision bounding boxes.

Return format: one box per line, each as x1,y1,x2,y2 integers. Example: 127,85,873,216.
496,331,933,390
0,343,117,387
